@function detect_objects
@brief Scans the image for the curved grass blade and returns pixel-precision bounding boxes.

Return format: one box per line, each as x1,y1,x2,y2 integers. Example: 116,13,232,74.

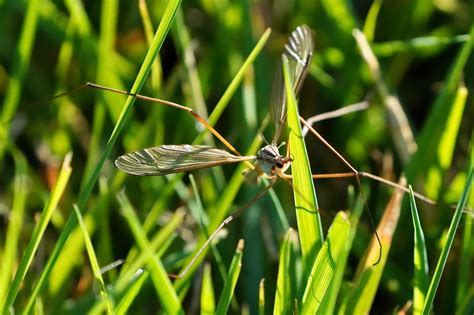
422,167,473,314
301,212,351,313
283,55,323,276
215,240,244,314
22,2,181,313
409,186,429,314
273,229,297,314
73,205,114,314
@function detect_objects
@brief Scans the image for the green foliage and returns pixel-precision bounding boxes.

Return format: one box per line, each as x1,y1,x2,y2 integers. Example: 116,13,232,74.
0,0,472,314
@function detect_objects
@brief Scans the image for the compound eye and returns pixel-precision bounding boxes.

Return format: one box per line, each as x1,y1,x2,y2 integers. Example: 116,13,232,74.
276,162,284,169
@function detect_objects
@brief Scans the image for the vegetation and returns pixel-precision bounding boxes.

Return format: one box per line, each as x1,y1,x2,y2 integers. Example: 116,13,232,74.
0,0,472,314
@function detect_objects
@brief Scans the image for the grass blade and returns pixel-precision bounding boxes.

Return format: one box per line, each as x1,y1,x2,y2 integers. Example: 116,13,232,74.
117,191,182,314
409,186,429,314
273,229,297,314
259,279,265,315
301,212,351,313
422,167,473,314
0,147,28,302
284,55,323,276
215,240,244,314
73,205,114,314
201,263,216,315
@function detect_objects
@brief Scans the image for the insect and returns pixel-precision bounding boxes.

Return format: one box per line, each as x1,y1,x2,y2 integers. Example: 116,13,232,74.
115,25,314,184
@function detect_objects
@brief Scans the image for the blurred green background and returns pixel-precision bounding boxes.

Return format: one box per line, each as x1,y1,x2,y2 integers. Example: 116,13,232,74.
0,0,472,314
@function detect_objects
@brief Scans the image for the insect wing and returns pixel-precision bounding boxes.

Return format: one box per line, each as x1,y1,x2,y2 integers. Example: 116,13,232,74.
271,25,314,143
115,144,255,176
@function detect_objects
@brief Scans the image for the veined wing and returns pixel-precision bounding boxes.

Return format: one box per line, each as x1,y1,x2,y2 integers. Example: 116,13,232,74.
271,25,314,144
115,144,256,176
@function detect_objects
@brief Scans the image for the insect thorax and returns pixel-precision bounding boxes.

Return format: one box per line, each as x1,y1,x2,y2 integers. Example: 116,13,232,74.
254,144,290,176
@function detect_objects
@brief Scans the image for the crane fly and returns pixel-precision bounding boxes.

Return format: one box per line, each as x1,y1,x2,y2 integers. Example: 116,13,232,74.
115,25,314,184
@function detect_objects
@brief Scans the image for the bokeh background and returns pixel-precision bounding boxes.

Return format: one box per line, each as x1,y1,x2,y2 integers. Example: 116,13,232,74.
0,0,473,313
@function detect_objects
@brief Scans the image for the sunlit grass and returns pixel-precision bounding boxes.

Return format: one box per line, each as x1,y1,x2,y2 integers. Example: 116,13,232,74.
0,0,472,313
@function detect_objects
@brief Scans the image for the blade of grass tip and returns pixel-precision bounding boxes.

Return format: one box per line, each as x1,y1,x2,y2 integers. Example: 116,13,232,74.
0,0,41,164
259,279,265,315
301,212,351,313
22,2,181,313
341,178,406,314
215,240,244,314
0,147,28,302
274,229,297,314
2,153,72,313
362,0,382,42
422,168,473,314
283,55,323,276
201,263,216,315
117,190,182,314
73,205,113,314
409,185,429,314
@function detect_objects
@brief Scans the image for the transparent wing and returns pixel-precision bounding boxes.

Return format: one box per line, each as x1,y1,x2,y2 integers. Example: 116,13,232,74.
271,25,314,143
115,144,255,176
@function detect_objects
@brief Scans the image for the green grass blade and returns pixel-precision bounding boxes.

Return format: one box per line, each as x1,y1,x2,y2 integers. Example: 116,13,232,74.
259,279,265,315
422,167,473,314
201,263,216,315
0,147,28,302
73,205,113,314
117,191,182,314
301,212,351,313
273,229,297,314
2,153,72,313
22,2,181,313
0,0,41,163
115,270,148,315
455,185,473,311
283,56,323,275
215,240,244,314
409,186,429,314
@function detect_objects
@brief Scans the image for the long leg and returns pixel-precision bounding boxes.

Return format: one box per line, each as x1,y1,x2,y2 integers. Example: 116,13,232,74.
299,115,439,205
52,82,244,159
169,179,277,279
